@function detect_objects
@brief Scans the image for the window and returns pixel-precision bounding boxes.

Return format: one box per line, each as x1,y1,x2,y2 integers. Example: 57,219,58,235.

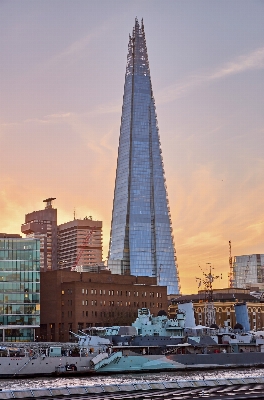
82,289,84,294
62,290,65,295
61,301,64,306
86,311,88,317
82,300,85,306
91,289,94,295
85,300,88,306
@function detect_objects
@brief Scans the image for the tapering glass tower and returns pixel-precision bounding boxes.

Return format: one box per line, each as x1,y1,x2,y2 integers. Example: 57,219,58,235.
108,19,180,295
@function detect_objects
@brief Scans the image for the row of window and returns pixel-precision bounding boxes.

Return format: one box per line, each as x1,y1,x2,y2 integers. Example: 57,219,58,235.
78,300,163,308
62,311,138,319
80,288,162,297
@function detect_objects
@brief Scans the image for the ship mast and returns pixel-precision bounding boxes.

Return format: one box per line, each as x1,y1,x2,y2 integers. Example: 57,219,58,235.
196,264,221,327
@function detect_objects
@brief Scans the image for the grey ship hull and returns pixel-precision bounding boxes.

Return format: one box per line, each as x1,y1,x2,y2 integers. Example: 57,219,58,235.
96,352,264,373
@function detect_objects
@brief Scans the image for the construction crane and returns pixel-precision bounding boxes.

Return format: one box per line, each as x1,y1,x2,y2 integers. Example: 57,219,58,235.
228,240,234,288
71,229,94,272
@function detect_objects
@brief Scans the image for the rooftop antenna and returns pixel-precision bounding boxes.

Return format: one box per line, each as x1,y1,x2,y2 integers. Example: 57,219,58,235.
74,208,76,220
43,198,56,209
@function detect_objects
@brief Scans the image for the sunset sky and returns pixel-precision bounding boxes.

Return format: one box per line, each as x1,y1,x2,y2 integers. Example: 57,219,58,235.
1,1,264,293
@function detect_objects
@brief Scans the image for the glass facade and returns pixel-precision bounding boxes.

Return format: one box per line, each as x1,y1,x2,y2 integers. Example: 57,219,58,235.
233,254,264,288
0,237,40,341
108,19,180,294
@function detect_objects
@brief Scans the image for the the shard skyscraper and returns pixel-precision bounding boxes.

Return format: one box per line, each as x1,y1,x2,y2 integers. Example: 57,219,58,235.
108,19,180,295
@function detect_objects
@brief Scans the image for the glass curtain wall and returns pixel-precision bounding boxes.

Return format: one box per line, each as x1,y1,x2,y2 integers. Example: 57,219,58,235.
108,19,180,294
0,238,40,341
233,254,264,288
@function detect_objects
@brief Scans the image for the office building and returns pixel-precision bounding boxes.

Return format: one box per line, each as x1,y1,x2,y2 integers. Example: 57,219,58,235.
58,218,103,270
108,19,180,295
233,254,264,289
0,234,40,341
39,269,166,342
21,198,57,271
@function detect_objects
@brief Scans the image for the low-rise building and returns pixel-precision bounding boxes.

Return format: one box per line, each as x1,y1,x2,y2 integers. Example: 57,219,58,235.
39,269,166,342
169,288,264,331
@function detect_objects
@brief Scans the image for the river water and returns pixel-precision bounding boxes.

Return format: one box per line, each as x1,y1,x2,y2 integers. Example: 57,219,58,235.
1,368,264,391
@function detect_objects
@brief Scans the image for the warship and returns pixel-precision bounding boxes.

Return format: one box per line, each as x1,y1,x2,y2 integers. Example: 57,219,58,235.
1,304,264,377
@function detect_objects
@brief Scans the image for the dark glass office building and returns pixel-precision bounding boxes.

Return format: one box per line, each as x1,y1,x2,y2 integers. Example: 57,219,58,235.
108,19,180,294
0,235,40,341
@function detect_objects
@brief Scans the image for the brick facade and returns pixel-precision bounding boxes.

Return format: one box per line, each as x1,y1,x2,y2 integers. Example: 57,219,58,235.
39,270,166,342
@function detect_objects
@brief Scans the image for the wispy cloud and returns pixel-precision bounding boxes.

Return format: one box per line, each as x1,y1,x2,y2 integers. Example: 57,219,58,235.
209,47,264,80
157,46,264,104
39,18,114,72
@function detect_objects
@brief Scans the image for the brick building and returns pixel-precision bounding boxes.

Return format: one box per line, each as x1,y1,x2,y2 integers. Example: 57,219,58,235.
39,269,166,342
169,288,264,330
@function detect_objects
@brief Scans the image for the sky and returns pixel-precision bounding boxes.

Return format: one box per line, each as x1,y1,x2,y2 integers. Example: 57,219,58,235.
0,0,264,294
